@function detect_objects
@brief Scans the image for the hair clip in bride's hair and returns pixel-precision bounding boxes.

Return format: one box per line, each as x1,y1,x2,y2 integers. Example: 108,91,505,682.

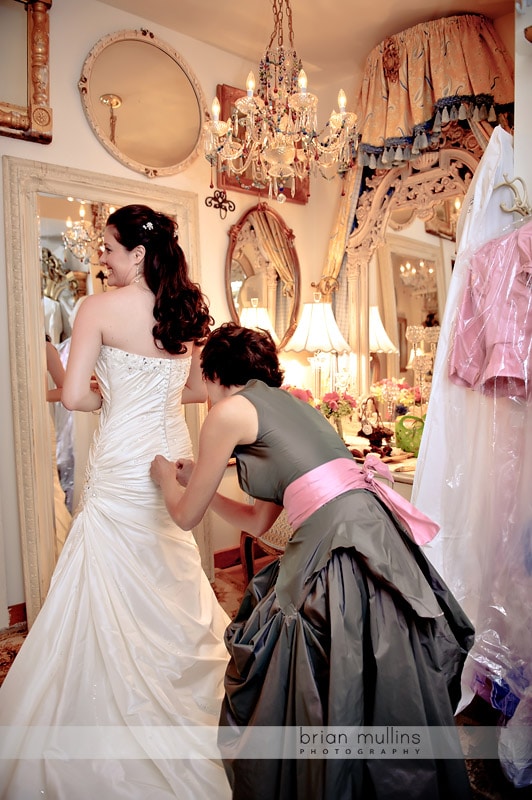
143,221,154,231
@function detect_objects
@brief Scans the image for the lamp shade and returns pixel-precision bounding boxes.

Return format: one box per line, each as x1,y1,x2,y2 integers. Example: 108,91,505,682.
284,300,351,354
239,305,280,345
368,305,399,354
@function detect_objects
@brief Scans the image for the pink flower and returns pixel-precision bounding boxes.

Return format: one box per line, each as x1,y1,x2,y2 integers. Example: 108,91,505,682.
281,384,314,404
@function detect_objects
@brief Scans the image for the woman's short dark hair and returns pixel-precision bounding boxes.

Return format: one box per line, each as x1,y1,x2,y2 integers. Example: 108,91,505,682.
106,204,212,354
201,323,284,387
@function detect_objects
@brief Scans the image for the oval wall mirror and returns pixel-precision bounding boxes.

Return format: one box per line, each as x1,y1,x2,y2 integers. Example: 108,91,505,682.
225,203,301,348
78,29,207,177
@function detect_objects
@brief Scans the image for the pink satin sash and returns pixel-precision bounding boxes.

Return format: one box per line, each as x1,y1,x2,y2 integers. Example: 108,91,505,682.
283,454,439,546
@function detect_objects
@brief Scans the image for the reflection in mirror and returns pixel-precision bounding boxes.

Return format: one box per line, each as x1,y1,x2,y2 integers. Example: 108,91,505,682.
78,29,207,177
375,231,447,389
39,194,112,554
344,139,478,395
225,203,301,348
4,156,211,625
0,0,52,143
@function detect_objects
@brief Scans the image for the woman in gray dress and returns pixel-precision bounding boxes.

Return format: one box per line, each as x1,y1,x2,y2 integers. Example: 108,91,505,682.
151,322,474,800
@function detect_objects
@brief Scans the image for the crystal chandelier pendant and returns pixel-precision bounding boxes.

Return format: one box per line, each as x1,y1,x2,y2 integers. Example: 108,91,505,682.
203,0,358,201
62,203,100,264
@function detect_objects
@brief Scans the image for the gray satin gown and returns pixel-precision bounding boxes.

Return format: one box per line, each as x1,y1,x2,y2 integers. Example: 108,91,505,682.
219,380,474,800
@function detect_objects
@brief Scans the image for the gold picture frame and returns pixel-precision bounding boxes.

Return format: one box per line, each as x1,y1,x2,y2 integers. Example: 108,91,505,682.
0,0,53,144
216,83,309,205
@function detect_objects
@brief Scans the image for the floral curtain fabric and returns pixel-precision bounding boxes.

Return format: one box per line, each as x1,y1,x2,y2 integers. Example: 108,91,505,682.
356,13,514,168
323,13,514,308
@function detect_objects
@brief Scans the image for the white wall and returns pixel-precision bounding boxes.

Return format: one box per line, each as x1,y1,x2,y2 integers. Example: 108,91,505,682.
515,6,532,192
0,0,345,611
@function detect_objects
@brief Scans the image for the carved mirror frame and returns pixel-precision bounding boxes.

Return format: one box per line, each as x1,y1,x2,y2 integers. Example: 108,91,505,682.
225,202,301,348
344,124,483,394
0,0,53,143
3,155,211,627
78,29,208,178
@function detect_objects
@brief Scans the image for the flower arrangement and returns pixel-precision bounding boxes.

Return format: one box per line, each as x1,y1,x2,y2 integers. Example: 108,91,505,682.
317,391,357,421
317,391,358,440
281,384,315,404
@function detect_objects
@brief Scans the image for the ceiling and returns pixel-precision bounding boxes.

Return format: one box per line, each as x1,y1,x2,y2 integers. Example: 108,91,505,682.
100,0,514,91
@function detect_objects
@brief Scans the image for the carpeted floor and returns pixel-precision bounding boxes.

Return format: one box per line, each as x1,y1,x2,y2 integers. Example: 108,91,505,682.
1,561,528,798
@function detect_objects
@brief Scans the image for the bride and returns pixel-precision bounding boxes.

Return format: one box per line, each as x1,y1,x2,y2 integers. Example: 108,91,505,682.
0,205,231,799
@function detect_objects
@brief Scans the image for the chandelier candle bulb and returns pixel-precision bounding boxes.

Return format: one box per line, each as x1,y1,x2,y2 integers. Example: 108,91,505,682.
338,90,347,111
246,72,255,97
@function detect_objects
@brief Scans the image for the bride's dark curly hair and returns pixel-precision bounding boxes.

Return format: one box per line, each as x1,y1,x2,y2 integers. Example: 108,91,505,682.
201,323,284,387
106,204,213,354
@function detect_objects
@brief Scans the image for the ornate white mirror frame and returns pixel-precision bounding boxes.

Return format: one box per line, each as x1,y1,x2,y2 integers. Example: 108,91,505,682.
344,124,483,393
0,0,53,143
3,156,211,627
78,29,207,178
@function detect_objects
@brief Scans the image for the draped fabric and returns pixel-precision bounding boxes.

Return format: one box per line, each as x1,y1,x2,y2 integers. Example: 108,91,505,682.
356,14,513,168
248,208,294,338
249,209,294,297
322,13,514,295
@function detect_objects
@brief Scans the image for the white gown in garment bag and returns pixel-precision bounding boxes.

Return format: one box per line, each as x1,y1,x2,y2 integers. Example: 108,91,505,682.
413,125,516,622
0,345,232,800
412,126,532,789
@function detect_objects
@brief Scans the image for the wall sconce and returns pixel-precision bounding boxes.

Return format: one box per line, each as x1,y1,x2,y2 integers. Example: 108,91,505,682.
283,292,351,397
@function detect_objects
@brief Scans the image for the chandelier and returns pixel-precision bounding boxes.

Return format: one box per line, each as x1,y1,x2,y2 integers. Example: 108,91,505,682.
203,0,358,203
399,258,437,296
62,202,100,264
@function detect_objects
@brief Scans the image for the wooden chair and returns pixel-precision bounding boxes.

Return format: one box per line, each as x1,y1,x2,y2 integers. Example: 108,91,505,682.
240,509,293,584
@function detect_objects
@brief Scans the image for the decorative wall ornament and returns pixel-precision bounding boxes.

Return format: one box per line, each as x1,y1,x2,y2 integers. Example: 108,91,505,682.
204,189,235,220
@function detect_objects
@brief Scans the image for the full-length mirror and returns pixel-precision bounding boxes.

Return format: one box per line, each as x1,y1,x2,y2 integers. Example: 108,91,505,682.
3,156,210,626
225,203,301,348
78,29,207,177
0,0,52,143
373,232,447,385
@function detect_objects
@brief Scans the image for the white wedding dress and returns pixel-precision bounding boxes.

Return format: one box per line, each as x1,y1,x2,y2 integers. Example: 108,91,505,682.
0,346,232,800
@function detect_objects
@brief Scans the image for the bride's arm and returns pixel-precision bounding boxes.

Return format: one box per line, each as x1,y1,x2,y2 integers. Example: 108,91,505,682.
62,296,103,412
182,344,207,404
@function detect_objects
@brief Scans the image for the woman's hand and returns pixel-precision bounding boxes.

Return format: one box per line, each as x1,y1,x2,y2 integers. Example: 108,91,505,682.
90,375,101,396
175,458,195,488
150,454,178,488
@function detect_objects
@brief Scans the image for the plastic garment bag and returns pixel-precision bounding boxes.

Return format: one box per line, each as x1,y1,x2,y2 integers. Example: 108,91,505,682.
412,126,532,788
